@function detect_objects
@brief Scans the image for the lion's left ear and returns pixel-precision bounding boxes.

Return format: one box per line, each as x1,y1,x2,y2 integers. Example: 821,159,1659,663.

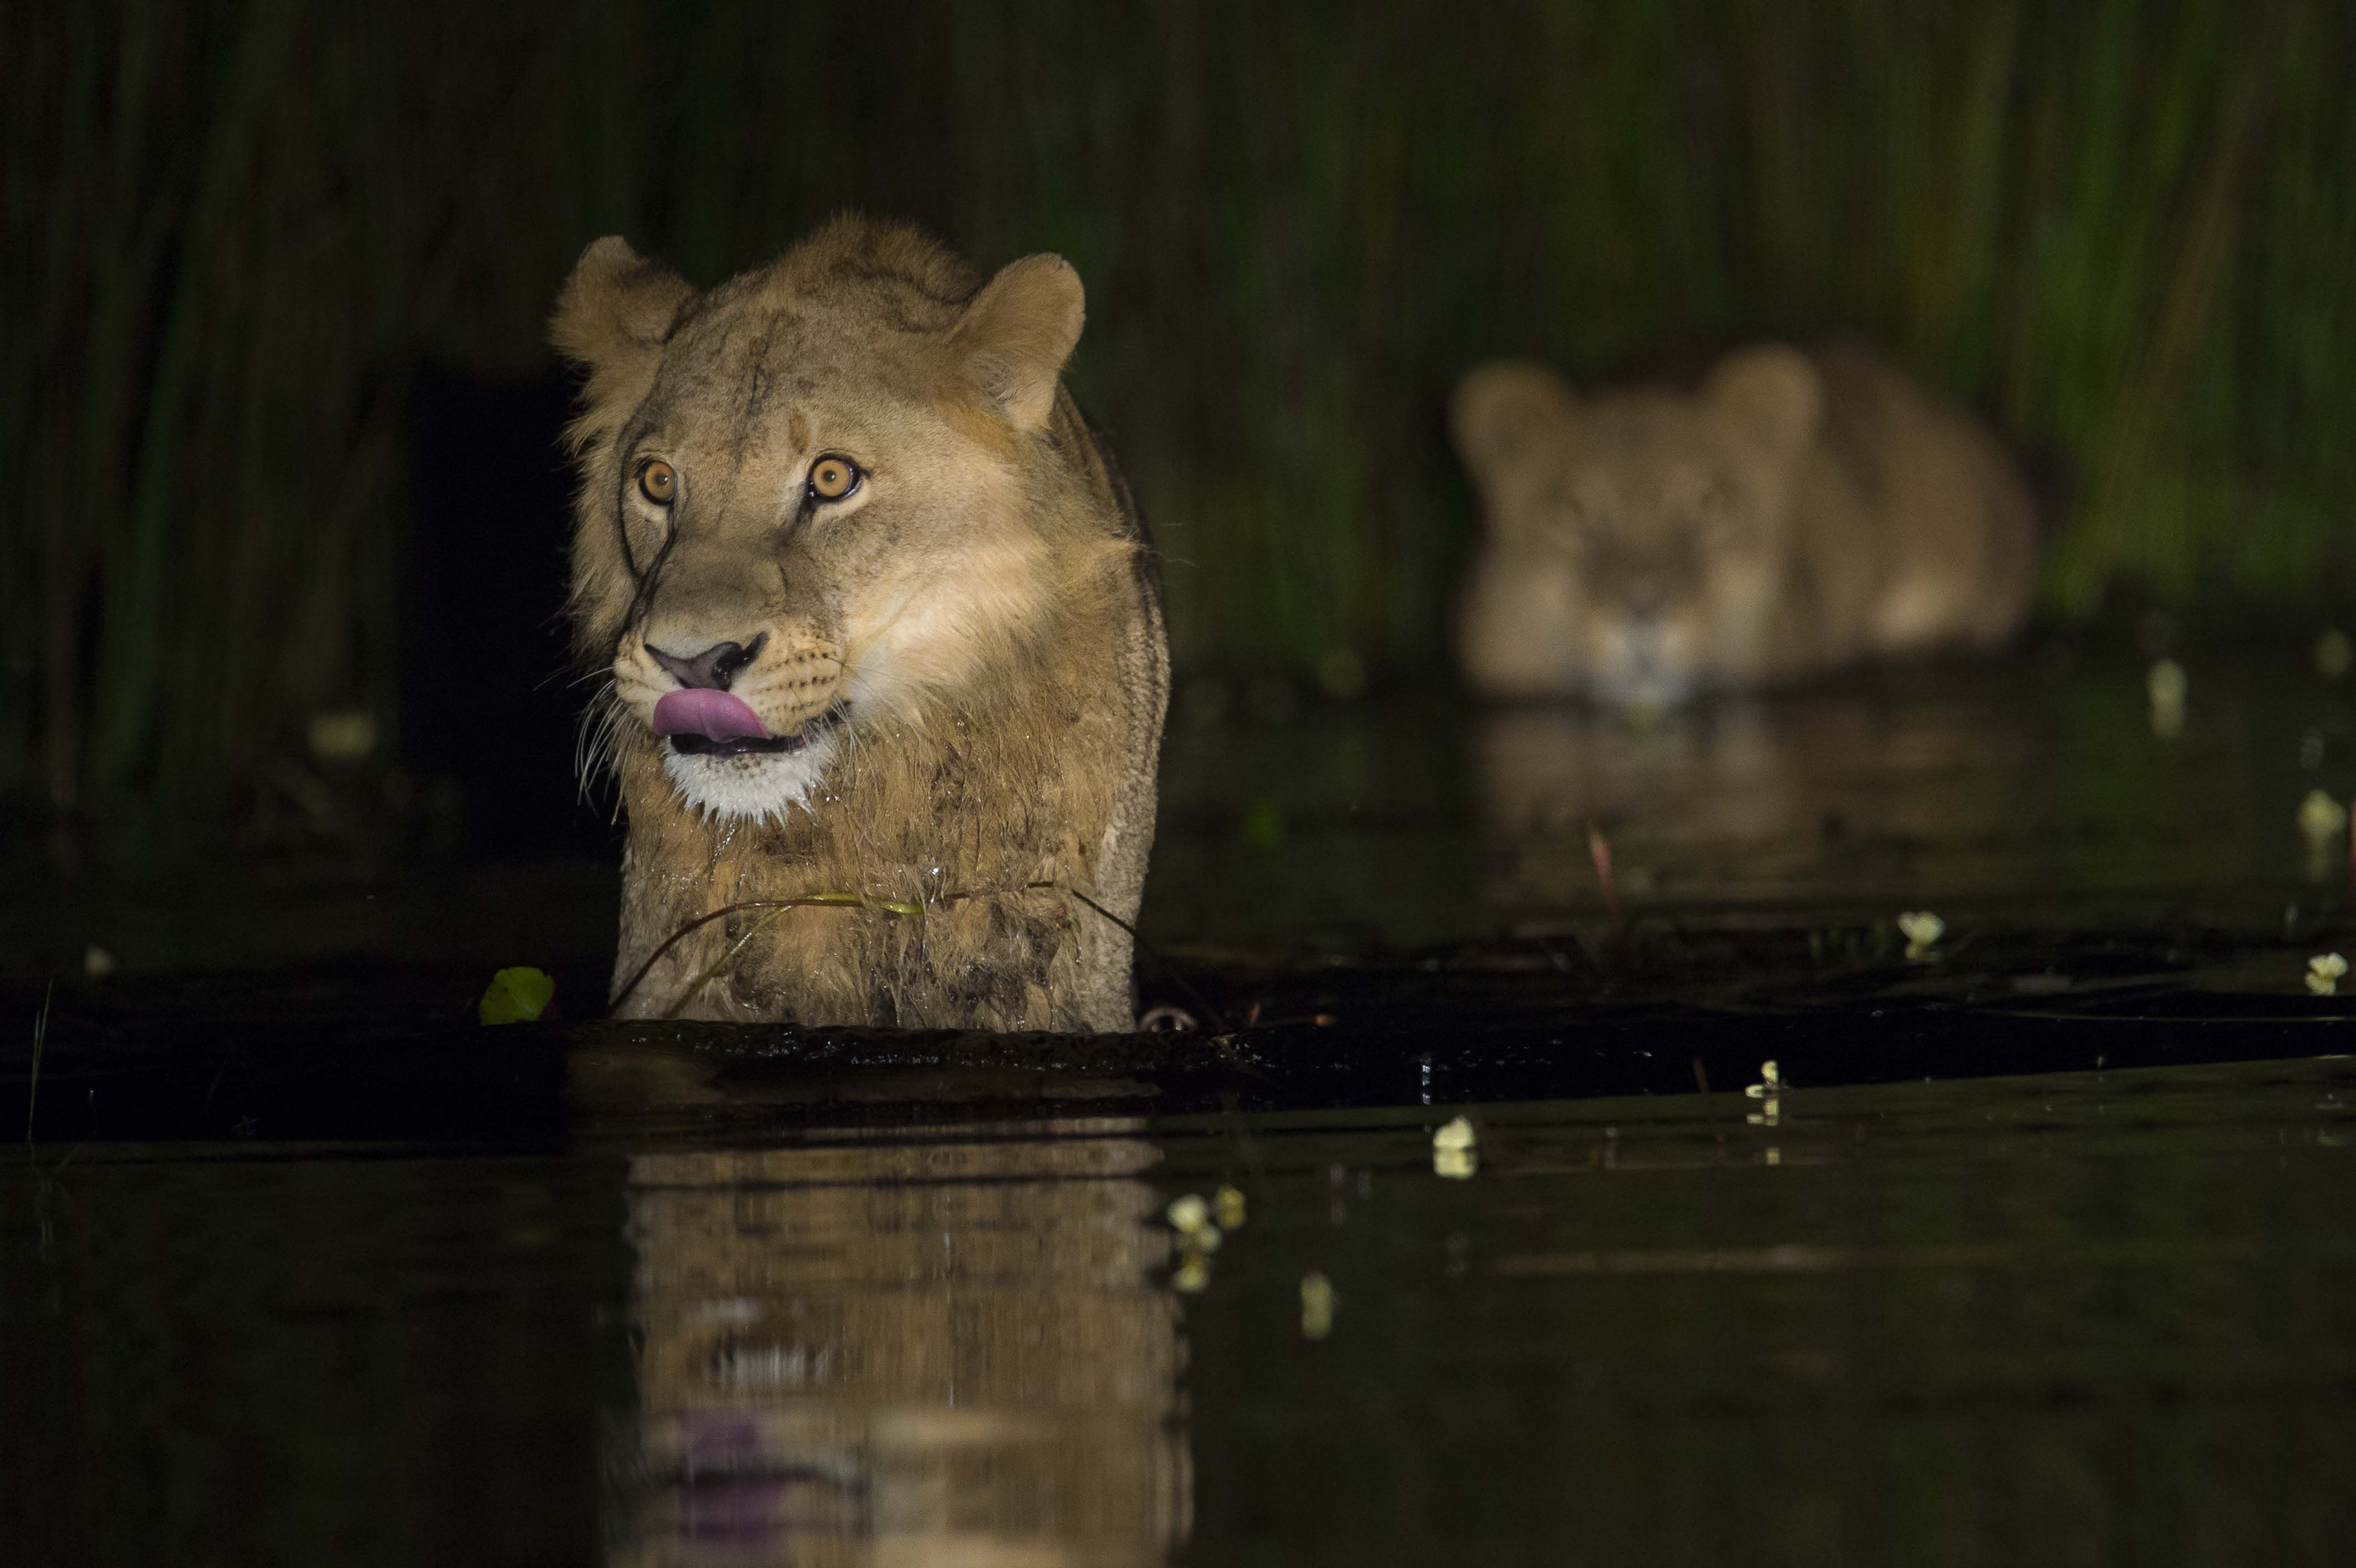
1703,344,1823,461
951,254,1085,432
550,237,697,450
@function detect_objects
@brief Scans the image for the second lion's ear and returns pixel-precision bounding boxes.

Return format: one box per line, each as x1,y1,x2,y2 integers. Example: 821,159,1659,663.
1451,361,1575,507
952,254,1085,433
550,237,696,450
1704,345,1822,462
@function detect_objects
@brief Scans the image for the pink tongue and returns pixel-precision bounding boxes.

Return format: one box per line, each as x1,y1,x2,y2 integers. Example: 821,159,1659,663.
652,689,772,742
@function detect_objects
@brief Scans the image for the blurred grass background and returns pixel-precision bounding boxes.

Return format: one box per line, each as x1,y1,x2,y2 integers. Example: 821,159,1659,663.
8,0,2353,834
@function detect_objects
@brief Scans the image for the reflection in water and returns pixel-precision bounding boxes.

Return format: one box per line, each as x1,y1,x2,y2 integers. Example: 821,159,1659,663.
1476,700,1813,908
1480,699,1796,835
1133,648,2336,947
606,1123,1189,1565
1467,667,2270,914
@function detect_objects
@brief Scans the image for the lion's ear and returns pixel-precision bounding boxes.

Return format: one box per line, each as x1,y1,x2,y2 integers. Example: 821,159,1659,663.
952,254,1085,433
1703,345,1822,461
1451,361,1575,505
550,237,695,445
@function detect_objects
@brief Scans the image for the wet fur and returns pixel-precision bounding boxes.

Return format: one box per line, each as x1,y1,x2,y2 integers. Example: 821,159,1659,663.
554,216,1168,1030
1452,344,2038,705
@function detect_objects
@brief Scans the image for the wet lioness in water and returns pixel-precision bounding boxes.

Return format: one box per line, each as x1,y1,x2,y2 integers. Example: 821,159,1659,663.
1451,345,2036,707
554,216,1168,1030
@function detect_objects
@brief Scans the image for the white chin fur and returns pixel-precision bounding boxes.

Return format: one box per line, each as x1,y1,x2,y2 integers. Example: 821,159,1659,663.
659,729,843,823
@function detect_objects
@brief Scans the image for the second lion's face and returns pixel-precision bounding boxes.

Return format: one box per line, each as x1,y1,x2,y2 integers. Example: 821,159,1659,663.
1452,349,1823,708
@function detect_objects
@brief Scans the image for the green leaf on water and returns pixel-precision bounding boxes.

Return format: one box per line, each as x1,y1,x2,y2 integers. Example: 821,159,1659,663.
479,967,555,1025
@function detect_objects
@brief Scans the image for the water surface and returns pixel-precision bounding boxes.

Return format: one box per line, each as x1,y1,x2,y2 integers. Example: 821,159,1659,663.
8,640,2356,1562
8,1056,2355,1564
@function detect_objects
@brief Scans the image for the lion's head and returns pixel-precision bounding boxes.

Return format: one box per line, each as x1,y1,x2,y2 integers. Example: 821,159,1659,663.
1451,346,1823,708
552,216,1107,822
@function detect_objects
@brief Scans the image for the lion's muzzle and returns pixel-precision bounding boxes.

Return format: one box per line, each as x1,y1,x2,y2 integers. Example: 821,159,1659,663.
623,621,846,762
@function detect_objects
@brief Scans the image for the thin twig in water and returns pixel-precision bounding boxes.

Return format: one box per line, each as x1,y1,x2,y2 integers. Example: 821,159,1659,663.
27,979,53,1144
608,880,1230,1031
662,905,793,1019
1586,819,1621,923
1059,886,1231,1033
617,890,886,1012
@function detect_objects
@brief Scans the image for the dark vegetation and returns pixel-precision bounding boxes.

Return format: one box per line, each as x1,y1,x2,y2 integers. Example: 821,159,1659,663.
10,0,2354,841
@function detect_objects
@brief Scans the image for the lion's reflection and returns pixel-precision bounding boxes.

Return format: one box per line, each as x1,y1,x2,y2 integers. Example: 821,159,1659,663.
1476,701,1804,905
1475,692,2050,908
606,1122,1187,1566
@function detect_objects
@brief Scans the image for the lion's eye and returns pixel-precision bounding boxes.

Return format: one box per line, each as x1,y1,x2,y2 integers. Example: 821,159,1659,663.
638,460,677,505
808,455,862,502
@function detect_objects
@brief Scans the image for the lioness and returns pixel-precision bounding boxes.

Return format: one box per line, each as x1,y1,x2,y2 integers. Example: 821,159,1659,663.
554,216,1168,1029
1451,345,2036,707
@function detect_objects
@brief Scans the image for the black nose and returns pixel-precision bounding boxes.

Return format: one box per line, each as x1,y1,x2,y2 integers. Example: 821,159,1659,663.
646,632,766,691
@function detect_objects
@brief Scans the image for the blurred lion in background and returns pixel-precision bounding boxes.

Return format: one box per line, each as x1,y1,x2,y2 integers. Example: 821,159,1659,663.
1450,344,2037,708
554,216,1168,1030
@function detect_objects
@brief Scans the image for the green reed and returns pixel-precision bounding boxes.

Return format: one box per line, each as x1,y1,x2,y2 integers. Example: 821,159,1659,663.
8,0,2353,827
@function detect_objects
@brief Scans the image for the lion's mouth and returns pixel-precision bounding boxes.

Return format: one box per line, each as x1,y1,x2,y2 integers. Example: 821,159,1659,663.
665,703,846,759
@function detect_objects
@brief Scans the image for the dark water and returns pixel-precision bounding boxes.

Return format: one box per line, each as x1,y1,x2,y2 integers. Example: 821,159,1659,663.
8,640,2356,1562
8,1056,2356,1565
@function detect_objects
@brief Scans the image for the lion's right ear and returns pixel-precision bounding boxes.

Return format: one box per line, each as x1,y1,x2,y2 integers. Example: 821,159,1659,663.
1451,361,1575,507
1702,344,1822,462
550,237,695,450
951,254,1085,433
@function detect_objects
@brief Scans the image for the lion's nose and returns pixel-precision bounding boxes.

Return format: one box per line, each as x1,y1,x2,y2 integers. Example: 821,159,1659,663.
646,632,766,691
1624,578,1670,617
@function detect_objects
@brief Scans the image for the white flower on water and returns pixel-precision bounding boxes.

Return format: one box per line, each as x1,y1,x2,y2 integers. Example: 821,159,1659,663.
1165,1193,1223,1291
1301,1273,1337,1340
1897,911,1945,960
1432,1115,1478,1179
2308,953,2348,997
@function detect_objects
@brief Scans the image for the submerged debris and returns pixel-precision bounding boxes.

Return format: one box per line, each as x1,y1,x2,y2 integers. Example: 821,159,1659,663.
1896,911,1945,961
2319,629,2353,680
2298,790,2346,842
1300,1273,1337,1340
305,708,377,763
478,967,556,1025
1214,1185,1248,1230
2298,791,2348,882
2147,658,2187,738
1432,1115,1478,1179
2308,954,2348,997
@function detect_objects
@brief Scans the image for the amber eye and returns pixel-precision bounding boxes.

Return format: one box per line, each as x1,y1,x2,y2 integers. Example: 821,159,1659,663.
638,460,677,505
807,455,862,502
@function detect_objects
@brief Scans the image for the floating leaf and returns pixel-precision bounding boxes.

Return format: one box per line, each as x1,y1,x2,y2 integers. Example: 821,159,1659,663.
480,967,556,1025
